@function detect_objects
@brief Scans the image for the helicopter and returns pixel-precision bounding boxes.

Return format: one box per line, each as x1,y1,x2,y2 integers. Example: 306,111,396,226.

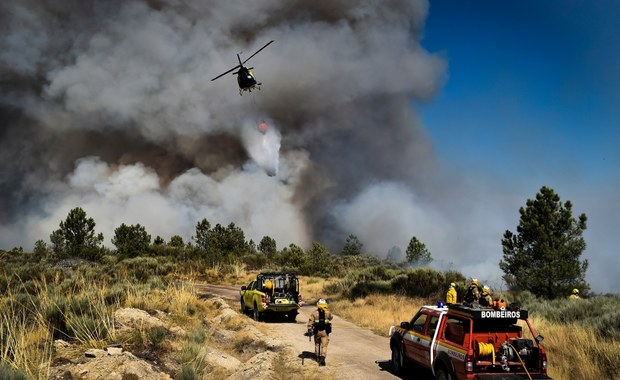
211,40,274,95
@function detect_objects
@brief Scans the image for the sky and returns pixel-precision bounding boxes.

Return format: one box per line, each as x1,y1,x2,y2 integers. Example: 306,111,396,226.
0,1,617,293
419,1,620,293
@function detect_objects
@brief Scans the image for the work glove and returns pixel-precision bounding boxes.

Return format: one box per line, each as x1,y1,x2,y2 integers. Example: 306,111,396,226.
304,329,313,337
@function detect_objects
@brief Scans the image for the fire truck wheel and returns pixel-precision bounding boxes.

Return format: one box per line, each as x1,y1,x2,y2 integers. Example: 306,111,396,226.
435,366,454,380
391,342,404,374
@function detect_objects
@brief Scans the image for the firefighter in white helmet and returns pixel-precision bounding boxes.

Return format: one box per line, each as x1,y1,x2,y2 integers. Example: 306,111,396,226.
307,298,333,366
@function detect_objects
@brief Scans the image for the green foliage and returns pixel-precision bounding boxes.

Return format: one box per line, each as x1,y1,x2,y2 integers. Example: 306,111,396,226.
349,280,392,298
0,363,27,380
169,235,185,248
444,270,466,285
209,223,249,258
147,326,169,348
331,255,382,278
67,315,109,342
390,268,445,299
340,234,363,256
193,218,211,251
45,299,69,339
50,207,104,261
303,242,332,276
257,235,277,255
386,246,404,263
112,223,151,258
405,236,433,266
176,365,200,380
103,284,126,306
33,240,49,257
242,252,268,270
517,292,620,341
279,244,308,269
119,256,174,282
500,186,589,299
330,265,452,301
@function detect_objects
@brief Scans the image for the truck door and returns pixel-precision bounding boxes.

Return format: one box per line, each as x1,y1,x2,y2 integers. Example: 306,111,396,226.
403,310,439,369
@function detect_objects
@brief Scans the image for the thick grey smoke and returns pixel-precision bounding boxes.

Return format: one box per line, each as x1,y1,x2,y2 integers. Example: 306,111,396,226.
4,1,544,278
3,1,612,292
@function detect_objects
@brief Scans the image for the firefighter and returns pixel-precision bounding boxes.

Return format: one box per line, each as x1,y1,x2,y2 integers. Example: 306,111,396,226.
463,278,481,305
446,282,457,304
264,279,275,297
569,288,580,300
307,298,333,366
479,285,493,307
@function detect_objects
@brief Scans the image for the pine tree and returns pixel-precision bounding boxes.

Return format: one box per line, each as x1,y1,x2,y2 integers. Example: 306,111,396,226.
500,186,589,298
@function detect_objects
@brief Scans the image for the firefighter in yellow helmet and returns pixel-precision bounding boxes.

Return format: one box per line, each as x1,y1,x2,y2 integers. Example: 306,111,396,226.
446,282,457,304
568,288,580,300
263,279,274,298
479,285,493,307
463,278,480,306
307,298,333,366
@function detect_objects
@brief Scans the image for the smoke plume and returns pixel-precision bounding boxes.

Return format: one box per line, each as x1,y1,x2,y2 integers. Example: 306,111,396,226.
0,1,455,264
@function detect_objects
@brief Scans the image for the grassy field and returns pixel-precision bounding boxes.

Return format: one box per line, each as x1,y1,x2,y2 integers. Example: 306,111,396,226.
1,261,618,380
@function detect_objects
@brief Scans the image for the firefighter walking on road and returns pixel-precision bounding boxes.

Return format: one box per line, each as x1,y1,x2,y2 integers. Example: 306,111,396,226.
307,298,333,366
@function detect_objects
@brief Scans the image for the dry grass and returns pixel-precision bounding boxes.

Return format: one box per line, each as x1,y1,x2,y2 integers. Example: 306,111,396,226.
299,276,339,304
527,317,620,380
0,301,53,379
330,294,427,335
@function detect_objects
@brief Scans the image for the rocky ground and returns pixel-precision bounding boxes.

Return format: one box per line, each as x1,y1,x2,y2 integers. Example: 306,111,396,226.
46,297,336,380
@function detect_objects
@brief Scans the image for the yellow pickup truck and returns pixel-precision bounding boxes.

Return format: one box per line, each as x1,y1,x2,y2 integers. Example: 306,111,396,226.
240,272,301,322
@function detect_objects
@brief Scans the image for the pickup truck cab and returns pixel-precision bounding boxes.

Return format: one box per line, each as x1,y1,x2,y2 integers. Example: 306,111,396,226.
240,272,301,322
389,304,551,380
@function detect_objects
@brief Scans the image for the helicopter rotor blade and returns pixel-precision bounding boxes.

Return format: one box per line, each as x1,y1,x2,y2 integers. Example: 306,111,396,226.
242,40,274,65
211,65,241,81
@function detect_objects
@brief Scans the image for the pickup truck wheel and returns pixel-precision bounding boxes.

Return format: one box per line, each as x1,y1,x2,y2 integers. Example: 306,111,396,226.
391,342,404,374
435,366,454,380
240,298,247,314
287,312,298,322
253,304,261,321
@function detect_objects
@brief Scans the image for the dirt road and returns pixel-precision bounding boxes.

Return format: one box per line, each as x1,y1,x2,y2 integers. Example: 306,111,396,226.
194,283,406,379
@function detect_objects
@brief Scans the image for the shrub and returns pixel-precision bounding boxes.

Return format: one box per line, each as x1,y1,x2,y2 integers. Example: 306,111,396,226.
348,280,392,299
176,365,199,380
104,284,126,306
0,363,27,380
390,268,445,299
592,310,620,341
45,298,69,339
147,326,169,349
67,315,109,343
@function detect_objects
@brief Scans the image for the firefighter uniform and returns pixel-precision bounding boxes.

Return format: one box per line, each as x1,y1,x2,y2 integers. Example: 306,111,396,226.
464,279,481,305
446,283,457,304
479,286,493,307
568,288,580,300
307,299,333,366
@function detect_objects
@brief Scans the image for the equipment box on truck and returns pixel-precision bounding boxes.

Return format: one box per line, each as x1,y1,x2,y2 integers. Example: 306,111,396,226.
389,304,552,379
